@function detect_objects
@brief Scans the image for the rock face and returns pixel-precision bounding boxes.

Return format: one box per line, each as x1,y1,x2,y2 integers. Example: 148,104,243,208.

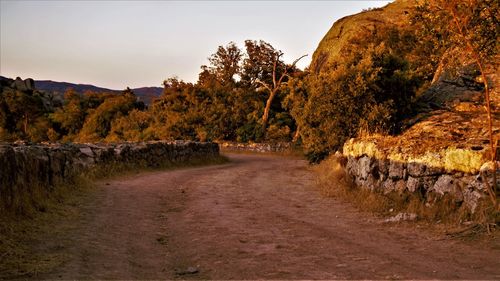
310,0,413,73
0,141,219,210
0,76,63,112
343,139,498,213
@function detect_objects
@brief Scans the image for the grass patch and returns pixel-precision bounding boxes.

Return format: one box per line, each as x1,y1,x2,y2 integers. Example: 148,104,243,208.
314,154,499,233
83,154,229,180
0,154,228,279
0,178,93,279
314,155,391,213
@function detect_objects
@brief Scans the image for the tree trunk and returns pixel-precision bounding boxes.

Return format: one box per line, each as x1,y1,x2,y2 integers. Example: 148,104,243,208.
262,90,277,132
258,54,307,135
292,126,301,143
431,50,450,84
23,114,28,135
449,6,498,209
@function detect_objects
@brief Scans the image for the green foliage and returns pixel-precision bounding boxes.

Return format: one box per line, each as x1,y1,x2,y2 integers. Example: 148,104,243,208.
411,0,499,67
291,28,419,162
147,78,201,141
1,39,299,144
0,85,52,142
241,40,285,88
142,40,293,143
5,11,463,150
106,109,154,142
75,91,141,142
206,42,242,86
50,89,87,140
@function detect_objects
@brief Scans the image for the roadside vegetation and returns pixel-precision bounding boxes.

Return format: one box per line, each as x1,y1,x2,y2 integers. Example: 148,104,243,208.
315,155,498,234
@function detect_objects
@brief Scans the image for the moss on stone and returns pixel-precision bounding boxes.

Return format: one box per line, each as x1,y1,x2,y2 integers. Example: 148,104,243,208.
444,148,486,174
343,139,384,159
343,138,488,174
407,152,444,169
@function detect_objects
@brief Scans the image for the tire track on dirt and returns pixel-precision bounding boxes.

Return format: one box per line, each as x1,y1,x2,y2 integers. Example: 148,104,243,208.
40,153,499,280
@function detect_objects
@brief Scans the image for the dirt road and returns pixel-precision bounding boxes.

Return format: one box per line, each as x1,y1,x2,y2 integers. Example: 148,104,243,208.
42,154,499,279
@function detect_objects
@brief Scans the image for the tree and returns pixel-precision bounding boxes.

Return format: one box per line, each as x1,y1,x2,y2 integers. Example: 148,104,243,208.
1,85,46,141
241,40,282,88
282,70,308,142
207,42,242,86
147,78,202,140
50,89,87,140
76,91,139,142
241,40,306,134
106,109,153,142
255,52,307,133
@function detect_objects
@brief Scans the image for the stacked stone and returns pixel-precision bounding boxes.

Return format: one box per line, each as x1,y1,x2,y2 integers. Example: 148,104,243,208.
219,142,292,153
0,141,219,209
343,143,498,213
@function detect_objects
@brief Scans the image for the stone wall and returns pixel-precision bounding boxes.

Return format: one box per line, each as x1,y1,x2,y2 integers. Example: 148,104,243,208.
342,139,498,213
219,142,293,153
0,141,219,210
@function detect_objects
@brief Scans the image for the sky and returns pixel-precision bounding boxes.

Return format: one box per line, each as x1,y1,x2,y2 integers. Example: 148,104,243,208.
0,0,392,89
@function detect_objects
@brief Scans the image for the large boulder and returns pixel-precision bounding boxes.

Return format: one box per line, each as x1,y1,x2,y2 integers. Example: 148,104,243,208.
11,77,28,91
310,0,414,73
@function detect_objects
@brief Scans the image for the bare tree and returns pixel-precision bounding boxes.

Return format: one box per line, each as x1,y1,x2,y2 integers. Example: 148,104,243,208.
421,0,499,210
444,0,498,210
255,53,307,133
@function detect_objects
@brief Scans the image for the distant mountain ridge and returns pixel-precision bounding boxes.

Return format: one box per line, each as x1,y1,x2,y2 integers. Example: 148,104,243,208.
34,79,163,105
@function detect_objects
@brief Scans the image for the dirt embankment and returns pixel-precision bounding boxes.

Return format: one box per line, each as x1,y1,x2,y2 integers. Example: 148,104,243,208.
12,154,500,280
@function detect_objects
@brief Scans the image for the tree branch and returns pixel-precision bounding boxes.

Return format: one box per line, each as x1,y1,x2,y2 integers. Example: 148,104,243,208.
272,53,283,89
255,79,272,93
276,54,308,87
291,54,308,68
448,2,497,209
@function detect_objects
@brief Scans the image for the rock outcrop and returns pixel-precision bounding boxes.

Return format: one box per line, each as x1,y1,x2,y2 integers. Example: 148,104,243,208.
0,76,64,112
310,0,414,73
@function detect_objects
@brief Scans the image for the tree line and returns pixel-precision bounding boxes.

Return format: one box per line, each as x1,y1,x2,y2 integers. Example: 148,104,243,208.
0,0,497,163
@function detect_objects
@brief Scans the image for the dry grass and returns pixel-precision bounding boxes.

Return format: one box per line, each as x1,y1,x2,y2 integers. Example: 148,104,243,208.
84,155,229,180
0,178,93,279
314,154,499,230
0,154,228,279
0,176,92,218
314,155,391,213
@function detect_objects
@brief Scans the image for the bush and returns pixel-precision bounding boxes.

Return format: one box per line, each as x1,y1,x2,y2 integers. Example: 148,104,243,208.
289,29,418,162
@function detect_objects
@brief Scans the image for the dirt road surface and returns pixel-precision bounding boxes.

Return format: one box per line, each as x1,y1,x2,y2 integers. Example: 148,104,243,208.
41,154,499,280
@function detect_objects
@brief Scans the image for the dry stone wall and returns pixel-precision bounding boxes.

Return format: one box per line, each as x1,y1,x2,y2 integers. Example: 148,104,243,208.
0,141,219,209
342,139,498,213
219,142,293,153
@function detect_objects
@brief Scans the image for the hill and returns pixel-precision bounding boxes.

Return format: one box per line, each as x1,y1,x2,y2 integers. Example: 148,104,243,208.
310,0,498,154
310,0,414,73
34,80,163,105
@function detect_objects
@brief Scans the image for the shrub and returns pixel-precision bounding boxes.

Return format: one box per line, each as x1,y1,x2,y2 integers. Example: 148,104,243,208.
289,29,418,162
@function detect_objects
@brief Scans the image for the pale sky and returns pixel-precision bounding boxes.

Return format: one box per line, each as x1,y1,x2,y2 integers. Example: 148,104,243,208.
0,1,392,89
